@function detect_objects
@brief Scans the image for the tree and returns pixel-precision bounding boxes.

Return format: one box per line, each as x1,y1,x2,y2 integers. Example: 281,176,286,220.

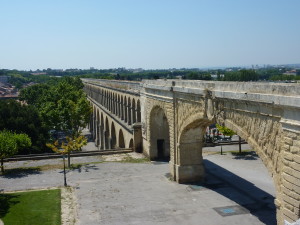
39,78,92,138
47,135,87,168
0,100,49,153
19,83,51,106
39,77,91,165
216,124,236,137
0,130,31,173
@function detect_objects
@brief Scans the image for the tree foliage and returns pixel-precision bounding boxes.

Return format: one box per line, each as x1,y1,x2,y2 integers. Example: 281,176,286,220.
222,69,258,81
46,135,87,167
216,124,236,137
0,100,48,153
0,130,31,172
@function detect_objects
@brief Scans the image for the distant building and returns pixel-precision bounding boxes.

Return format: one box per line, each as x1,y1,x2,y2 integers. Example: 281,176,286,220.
283,70,297,76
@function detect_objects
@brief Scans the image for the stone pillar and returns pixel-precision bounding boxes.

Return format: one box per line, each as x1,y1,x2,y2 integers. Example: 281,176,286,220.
277,117,300,225
108,137,112,150
133,123,142,152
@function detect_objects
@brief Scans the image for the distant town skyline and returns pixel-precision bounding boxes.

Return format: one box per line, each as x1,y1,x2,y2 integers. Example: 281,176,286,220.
1,0,300,70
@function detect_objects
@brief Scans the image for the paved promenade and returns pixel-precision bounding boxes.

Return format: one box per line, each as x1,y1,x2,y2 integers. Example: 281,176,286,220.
0,151,276,225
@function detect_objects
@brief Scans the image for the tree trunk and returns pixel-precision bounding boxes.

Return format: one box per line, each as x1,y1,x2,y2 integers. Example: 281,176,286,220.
68,152,71,168
1,158,4,173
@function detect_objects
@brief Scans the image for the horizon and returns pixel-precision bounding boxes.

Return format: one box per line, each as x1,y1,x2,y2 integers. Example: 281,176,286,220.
1,0,300,70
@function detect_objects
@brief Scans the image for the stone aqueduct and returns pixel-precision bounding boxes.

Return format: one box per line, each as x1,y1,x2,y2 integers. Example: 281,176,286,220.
83,78,300,224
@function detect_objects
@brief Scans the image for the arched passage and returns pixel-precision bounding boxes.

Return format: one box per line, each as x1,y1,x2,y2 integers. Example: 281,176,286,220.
124,97,128,123
100,113,104,149
132,99,136,124
149,106,170,160
111,122,116,149
176,118,210,183
105,117,110,149
96,109,100,146
137,100,141,122
128,97,132,125
129,139,133,149
119,129,125,148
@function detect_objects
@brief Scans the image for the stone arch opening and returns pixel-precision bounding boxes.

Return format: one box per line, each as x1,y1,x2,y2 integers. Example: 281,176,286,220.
96,109,100,146
128,97,132,125
118,129,125,148
124,97,128,123
121,96,124,120
132,99,136,124
105,117,110,149
111,122,117,149
117,95,121,117
149,106,170,161
100,113,104,149
137,100,141,122
129,139,133,149
177,118,210,183
213,116,282,223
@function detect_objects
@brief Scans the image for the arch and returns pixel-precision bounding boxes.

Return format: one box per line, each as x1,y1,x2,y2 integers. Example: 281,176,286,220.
118,95,121,118
121,96,124,120
118,129,125,148
113,93,116,114
92,105,97,139
104,90,107,108
100,112,104,149
100,89,103,103
108,92,111,111
137,100,141,122
105,117,110,149
124,97,128,123
111,122,116,149
128,97,132,125
96,109,100,146
129,139,133,149
149,106,170,160
132,98,136,124
177,118,211,183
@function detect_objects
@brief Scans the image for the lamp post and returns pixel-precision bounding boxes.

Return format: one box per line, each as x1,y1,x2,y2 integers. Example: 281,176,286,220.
63,155,67,187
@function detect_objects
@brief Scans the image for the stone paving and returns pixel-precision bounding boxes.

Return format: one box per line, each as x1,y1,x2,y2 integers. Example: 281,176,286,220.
0,151,276,225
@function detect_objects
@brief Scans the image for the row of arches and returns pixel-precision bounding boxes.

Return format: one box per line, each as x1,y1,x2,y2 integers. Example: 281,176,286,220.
91,105,134,150
85,84,141,126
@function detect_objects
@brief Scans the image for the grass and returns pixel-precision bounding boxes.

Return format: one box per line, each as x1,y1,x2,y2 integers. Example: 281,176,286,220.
119,155,150,163
0,189,61,225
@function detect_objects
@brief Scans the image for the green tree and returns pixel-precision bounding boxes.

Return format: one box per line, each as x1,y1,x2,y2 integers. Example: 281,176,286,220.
0,100,49,153
39,78,92,138
216,124,236,137
19,83,51,106
0,130,31,173
47,135,87,168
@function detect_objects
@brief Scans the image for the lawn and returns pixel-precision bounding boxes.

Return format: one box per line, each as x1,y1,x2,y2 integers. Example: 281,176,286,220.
0,189,61,225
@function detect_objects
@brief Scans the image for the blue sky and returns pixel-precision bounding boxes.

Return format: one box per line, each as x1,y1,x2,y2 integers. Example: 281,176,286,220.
1,0,300,70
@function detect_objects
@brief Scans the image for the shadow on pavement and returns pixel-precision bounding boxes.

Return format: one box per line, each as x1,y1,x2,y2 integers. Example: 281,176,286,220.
201,160,276,225
1,168,41,179
69,164,99,173
231,151,259,160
